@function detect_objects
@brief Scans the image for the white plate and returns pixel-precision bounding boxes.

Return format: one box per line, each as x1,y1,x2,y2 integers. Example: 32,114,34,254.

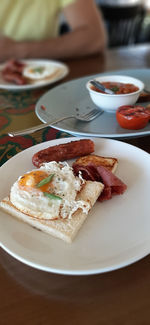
36,68,150,138
0,59,69,91
0,137,150,275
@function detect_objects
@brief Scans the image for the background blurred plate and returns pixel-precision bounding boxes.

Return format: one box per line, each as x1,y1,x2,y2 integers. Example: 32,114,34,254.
36,68,150,138
0,59,69,91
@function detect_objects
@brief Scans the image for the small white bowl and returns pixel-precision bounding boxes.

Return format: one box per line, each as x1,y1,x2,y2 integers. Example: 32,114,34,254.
86,75,144,113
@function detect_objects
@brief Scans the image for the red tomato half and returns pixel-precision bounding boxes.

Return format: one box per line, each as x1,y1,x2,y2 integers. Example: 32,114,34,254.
116,105,150,130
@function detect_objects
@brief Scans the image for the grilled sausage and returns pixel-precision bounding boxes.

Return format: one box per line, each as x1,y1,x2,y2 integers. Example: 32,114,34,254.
32,139,95,167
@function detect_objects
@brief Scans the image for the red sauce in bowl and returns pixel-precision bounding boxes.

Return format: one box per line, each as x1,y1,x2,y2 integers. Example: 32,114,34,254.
90,82,139,94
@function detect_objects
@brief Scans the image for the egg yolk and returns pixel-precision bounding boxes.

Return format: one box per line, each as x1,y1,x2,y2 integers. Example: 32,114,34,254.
19,170,53,193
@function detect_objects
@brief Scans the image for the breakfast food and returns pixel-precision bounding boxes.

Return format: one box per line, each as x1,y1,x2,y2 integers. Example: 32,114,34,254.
73,155,118,173
32,140,127,202
116,105,150,130
72,155,127,202
23,63,59,82
0,137,128,243
3,59,25,73
1,59,60,85
137,91,150,103
32,139,95,167
90,81,139,94
0,161,104,243
2,59,27,85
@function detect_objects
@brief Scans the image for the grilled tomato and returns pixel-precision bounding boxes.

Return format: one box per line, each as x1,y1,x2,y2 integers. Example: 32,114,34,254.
116,105,150,130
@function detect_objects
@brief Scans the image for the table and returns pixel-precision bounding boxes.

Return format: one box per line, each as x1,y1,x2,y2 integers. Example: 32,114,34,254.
0,44,150,325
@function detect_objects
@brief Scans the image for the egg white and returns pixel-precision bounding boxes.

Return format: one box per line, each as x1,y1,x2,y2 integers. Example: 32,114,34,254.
10,162,90,220
23,64,57,80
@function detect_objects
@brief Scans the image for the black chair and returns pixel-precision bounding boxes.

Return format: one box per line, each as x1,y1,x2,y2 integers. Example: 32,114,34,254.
99,4,146,47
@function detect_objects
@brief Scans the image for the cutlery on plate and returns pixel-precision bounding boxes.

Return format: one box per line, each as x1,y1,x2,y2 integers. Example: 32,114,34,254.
8,108,103,137
90,80,114,95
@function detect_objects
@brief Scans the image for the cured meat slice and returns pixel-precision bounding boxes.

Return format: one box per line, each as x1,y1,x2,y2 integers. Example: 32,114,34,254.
73,163,127,202
2,70,27,85
96,165,127,201
73,164,99,181
2,59,27,85
3,59,25,73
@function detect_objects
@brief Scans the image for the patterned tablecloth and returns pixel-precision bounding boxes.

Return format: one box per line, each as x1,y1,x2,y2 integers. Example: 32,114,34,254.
0,87,70,166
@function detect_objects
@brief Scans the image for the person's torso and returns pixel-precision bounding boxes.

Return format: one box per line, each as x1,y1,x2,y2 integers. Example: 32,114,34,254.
0,0,73,41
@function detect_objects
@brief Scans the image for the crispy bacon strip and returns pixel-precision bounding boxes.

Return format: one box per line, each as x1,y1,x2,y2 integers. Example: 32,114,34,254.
32,139,95,167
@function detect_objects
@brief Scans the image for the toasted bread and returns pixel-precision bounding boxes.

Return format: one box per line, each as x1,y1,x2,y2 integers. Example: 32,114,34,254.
73,155,118,173
0,180,104,243
137,91,150,103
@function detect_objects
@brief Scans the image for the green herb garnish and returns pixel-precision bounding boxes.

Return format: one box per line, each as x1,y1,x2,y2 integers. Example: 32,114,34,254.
110,86,119,93
44,192,62,200
32,67,45,73
36,174,55,188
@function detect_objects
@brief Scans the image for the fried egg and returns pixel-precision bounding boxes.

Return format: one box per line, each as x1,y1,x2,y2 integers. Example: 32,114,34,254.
10,162,90,220
23,63,57,80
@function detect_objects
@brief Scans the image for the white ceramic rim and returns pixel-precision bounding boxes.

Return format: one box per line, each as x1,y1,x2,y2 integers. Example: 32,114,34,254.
86,75,144,97
0,137,150,275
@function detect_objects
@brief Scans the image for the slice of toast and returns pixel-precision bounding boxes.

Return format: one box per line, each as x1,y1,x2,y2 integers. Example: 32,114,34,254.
73,155,118,173
0,180,104,243
137,91,150,103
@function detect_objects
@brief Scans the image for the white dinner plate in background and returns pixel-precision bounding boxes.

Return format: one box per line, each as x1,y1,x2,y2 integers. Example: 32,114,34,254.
0,59,69,91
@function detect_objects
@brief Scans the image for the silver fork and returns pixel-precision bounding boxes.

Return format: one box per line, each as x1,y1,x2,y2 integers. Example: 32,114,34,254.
8,108,103,137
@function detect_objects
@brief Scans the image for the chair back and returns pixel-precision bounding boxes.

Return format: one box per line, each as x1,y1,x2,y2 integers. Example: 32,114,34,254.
100,4,146,47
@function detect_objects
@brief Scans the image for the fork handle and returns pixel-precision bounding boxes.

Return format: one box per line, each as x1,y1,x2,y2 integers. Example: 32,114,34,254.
8,116,74,137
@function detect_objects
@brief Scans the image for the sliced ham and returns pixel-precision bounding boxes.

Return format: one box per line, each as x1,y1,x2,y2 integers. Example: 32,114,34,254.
96,165,127,201
72,164,98,181
73,163,127,202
